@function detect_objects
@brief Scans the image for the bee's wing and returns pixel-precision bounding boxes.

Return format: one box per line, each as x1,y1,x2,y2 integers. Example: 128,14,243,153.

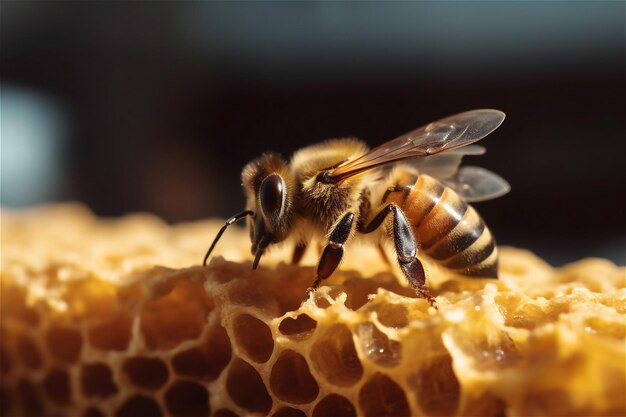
443,166,510,202
410,144,486,180
330,109,505,182
400,145,510,201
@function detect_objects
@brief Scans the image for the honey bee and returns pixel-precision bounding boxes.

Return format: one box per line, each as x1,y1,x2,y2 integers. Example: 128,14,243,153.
203,109,510,303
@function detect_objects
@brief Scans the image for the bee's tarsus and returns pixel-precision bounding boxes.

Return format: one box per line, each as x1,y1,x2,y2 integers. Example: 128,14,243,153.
415,285,437,309
305,287,316,299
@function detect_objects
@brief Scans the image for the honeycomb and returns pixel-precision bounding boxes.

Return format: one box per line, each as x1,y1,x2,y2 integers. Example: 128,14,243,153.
1,204,625,417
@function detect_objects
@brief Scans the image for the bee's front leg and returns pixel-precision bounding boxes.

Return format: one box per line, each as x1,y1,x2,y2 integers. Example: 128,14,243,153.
306,212,355,298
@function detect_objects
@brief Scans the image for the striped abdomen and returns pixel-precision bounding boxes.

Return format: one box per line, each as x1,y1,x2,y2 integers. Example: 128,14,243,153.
392,174,498,278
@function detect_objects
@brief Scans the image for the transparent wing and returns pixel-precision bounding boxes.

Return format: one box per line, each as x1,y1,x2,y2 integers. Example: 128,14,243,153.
411,144,485,180
443,166,510,202
330,109,505,182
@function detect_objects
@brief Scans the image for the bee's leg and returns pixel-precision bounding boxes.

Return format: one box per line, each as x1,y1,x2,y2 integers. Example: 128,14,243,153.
361,204,434,304
381,183,414,204
291,241,307,265
399,258,434,304
379,168,417,205
381,184,405,204
306,212,355,298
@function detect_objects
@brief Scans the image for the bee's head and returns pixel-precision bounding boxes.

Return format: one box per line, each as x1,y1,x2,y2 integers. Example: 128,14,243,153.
242,152,296,268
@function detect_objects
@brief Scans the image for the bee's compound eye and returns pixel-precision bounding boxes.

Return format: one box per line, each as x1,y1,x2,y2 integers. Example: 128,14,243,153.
259,174,285,218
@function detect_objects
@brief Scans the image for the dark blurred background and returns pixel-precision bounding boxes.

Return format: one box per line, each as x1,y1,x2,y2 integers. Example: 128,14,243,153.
2,2,624,265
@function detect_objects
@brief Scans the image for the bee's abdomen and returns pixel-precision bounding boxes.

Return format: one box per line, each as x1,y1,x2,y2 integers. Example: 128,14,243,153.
402,175,498,278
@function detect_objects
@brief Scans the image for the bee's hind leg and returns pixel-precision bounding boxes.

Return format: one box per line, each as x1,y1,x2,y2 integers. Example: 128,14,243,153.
306,212,355,299
399,258,434,304
361,203,435,305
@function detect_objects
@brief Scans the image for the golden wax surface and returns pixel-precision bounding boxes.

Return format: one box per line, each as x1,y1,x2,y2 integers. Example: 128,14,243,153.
1,204,624,416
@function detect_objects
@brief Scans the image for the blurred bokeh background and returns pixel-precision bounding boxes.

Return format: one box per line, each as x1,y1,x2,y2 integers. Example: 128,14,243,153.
2,1,624,265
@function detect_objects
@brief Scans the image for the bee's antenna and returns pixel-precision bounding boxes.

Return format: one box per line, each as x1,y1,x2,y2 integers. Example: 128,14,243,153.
203,210,254,266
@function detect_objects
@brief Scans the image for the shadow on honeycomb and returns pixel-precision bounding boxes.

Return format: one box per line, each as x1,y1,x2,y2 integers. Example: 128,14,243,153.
1,204,625,416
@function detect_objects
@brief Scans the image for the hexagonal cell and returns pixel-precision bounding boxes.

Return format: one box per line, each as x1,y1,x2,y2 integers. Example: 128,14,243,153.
140,280,214,350
43,368,71,405
45,325,83,364
88,312,133,351
376,303,409,329
17,378,43,417
310,324,363,387
270,349,319,405
164,380,210,417
272,406,307,417
458,391,506,417
122,356,169,390
359,372,410,417
343,279,381,311
408,354,460,417
344,276,416,311
115,394,163,417
313,394,357,417
64,278,120,321
278,314,317,340
357,322,402,367
226,358,272,414
3,285,40,327
449,324,520,370
259,264,319,315
16,333,42,370
228,281,278,313
232,313,274,363
81,363,118,398
172,325,232,381
311,293,332,309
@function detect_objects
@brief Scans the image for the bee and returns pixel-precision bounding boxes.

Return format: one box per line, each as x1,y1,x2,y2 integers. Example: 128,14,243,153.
203,109,510,303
